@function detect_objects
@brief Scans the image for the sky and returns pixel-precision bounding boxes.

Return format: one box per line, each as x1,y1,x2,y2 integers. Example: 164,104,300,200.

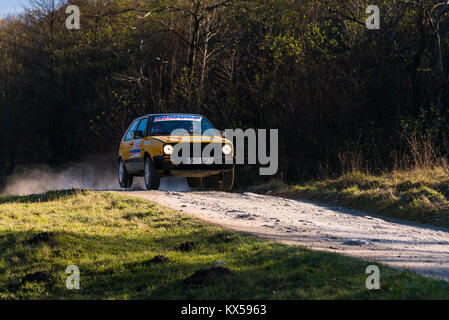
0,0,28,17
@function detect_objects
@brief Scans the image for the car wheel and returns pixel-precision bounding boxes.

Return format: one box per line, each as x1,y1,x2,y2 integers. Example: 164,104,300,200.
218,168,235,191
187,177,202,189
118,159,133,188
144,156,160,190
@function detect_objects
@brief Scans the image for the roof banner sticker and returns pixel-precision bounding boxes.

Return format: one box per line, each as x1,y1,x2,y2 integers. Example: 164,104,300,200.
154,115,202,122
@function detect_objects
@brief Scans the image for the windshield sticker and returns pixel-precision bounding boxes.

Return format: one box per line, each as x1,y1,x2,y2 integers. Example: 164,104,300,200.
154,115,202,122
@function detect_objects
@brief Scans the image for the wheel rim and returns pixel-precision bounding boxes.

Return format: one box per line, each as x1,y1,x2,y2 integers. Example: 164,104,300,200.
145,159,150,185
119,161,124,185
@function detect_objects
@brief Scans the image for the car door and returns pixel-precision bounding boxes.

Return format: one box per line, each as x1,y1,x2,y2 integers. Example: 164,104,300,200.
121,119,140,171
128,117,148,173
141,115,154,155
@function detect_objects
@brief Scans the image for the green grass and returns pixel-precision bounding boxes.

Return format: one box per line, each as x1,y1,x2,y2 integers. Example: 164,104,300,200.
1,190,449,299
250,167,449,228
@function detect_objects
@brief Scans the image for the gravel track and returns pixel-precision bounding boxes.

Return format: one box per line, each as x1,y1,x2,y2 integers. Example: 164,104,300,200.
120,178,449,281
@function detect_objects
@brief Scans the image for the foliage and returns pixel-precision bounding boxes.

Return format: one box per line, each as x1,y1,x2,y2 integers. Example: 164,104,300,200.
2,0,449,184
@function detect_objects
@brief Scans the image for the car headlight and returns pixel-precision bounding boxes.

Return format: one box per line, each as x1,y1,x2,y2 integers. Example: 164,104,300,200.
222,144,232,155
163,144,174,155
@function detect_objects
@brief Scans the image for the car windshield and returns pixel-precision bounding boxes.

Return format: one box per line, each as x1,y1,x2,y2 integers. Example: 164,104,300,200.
149,116,220,136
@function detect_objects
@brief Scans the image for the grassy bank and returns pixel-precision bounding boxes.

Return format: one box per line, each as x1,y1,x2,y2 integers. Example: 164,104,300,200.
1,190,449,299
250,167,449,228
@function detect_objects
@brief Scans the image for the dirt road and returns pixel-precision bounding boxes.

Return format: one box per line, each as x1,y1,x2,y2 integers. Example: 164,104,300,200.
120,178,449,281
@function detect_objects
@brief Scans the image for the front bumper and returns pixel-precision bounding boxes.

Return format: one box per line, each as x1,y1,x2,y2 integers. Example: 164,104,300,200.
153,155,235,177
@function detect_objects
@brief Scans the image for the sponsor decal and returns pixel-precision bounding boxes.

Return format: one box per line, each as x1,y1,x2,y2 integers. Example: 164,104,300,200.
154,115,202,122
129,148,141,159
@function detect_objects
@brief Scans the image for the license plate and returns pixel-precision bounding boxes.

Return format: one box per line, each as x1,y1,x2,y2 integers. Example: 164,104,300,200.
185,157,214,165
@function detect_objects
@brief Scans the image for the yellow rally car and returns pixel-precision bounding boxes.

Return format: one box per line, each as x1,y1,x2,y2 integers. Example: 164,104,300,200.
118,114,235,190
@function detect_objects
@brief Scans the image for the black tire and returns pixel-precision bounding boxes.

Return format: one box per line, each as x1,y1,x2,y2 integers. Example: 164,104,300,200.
118,159,133,188
218,168,235,191
187,177,203,189
202,175,219,189
144,156,160,190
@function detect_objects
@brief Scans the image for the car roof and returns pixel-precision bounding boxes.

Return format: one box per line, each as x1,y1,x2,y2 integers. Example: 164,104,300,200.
134,113,204,120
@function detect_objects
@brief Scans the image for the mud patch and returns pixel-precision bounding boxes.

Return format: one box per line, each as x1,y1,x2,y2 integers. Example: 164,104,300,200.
150,255,171,264
20,271,51,284
26,232,58,246
178,241,196,252
183,267,232,287
342,239,368,246
235,213,256,220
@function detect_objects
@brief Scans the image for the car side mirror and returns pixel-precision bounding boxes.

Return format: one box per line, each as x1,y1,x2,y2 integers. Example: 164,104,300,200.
133,130,144,139
220,130,226,138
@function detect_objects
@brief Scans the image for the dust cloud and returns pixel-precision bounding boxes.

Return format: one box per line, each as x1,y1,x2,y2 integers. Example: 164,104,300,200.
0,156,191,195
1,156,119,195
159,177,191,192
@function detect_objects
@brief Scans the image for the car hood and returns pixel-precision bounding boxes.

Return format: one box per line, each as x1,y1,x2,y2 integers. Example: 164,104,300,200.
150,135,232,145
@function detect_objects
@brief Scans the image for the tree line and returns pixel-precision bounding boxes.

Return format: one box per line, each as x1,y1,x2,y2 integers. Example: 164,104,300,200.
1,0,449,186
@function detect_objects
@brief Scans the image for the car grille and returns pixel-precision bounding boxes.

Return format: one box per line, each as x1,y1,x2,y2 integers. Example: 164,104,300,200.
168,142,223,158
